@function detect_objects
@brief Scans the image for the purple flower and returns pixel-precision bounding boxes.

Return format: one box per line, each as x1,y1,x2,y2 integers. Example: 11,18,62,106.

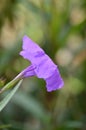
19,35,64,92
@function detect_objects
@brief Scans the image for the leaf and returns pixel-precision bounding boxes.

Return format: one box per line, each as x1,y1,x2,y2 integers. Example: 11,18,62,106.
0,80,22,112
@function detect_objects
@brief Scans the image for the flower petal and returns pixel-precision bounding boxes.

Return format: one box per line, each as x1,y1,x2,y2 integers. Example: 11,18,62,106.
20,35,64,91
45,69,64,92
21,35,44,55
14,65,36,80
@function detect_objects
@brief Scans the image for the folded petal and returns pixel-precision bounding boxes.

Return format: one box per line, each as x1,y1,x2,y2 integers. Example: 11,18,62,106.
21,35,44,55
45,69,64,92
20,35,64,91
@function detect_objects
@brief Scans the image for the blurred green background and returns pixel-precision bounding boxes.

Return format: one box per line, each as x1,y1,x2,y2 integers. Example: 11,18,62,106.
0,0,86,130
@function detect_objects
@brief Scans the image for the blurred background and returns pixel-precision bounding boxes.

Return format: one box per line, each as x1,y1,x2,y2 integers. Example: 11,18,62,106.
0,0,86,130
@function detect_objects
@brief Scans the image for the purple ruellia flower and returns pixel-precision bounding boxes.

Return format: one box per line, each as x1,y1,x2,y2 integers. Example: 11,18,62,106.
19,35,64,92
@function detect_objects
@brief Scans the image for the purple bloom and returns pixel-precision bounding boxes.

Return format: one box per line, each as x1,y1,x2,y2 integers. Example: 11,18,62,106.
19,35,64,92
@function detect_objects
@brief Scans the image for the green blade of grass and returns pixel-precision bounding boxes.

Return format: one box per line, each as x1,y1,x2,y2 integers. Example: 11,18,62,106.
0,80,23,112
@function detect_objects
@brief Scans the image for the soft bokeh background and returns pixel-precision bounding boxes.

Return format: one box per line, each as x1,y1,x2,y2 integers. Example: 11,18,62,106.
0,0,86,130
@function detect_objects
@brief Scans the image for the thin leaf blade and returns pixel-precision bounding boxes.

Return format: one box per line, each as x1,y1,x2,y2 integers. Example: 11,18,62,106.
0,80,22,112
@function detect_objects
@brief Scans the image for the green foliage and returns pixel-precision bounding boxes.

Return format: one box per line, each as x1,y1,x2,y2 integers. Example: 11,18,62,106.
0,80,22,112
0,0,86,130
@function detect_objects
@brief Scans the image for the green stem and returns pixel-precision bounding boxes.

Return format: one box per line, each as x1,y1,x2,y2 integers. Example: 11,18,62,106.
0,73,23,94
